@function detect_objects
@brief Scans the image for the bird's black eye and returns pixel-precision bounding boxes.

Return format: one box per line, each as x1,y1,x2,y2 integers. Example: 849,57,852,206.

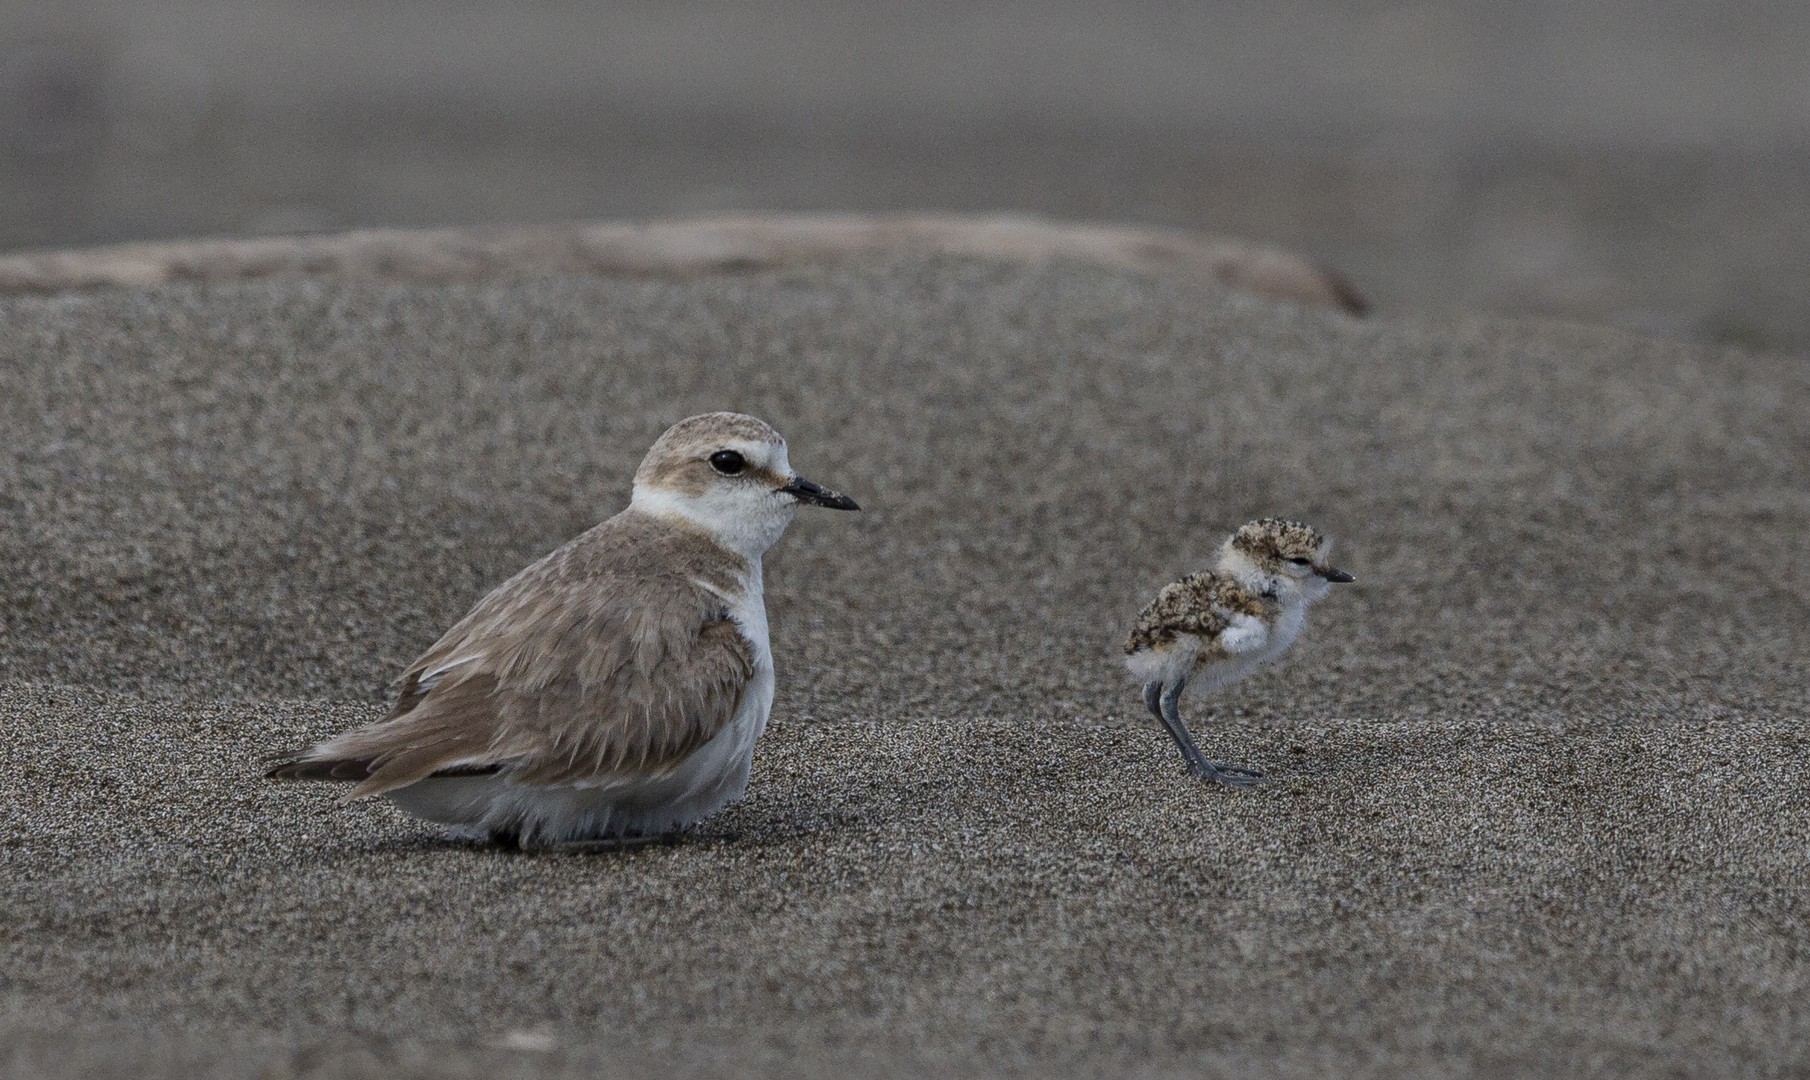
708,450,747,475
1286,556,1312,566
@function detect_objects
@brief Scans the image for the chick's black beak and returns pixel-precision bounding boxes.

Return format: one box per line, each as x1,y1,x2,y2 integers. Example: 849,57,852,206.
1316,565,1356,583
780,475,860,511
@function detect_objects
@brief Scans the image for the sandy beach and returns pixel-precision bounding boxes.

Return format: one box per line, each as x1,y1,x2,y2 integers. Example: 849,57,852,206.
3,253,1807,1076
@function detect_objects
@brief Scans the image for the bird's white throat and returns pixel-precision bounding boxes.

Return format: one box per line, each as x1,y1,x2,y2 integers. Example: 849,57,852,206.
629,483,800,559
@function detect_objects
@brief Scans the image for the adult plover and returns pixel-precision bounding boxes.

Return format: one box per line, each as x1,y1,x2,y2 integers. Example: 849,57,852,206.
266,412,859,848
1124,518,1353,786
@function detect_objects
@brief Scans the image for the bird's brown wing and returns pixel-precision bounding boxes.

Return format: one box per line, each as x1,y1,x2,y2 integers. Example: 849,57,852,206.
267,524,756,798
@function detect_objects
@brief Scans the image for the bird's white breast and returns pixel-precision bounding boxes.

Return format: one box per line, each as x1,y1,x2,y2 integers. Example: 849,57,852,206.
722,562,775,734
1180,598,1311,697
1259,601,1308,666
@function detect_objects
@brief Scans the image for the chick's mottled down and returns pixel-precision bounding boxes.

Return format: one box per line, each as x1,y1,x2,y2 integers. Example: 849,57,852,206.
1125,572,1270,659
1125,518,1353,786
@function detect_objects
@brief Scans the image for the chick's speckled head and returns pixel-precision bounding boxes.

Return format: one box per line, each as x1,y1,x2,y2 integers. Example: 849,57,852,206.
1219,518,1353,600
1231,518,1329,567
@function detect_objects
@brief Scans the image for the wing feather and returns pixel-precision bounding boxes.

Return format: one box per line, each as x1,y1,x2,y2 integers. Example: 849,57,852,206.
266,515,756,798
1124,571,1271,658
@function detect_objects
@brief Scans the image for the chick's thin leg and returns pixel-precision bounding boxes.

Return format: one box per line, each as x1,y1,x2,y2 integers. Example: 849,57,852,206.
1155,678,1266,787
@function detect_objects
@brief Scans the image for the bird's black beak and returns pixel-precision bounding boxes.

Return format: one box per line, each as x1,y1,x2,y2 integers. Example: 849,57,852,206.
780,475,860,511
1315,565,1355,583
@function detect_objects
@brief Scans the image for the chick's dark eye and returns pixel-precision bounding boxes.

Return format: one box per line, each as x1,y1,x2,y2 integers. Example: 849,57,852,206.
708,450,746,475
1286,556,1312,566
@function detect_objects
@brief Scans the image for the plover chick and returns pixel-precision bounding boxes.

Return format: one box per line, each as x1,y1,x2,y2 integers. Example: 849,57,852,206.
266,412,859,848
1123,518,1353,786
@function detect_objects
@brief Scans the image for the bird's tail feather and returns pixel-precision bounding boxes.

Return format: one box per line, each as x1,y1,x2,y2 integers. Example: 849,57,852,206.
264,754,376,782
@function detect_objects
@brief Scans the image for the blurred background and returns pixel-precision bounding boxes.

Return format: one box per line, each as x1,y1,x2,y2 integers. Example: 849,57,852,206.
2,0,1805,350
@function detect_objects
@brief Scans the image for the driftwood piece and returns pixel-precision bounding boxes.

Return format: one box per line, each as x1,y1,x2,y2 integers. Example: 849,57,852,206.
0,214,1366,314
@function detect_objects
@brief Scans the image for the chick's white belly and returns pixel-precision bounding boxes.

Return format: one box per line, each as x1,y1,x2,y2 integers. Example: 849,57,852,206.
386,664,775,843
1187,602,1307,695
1185,650,1268,695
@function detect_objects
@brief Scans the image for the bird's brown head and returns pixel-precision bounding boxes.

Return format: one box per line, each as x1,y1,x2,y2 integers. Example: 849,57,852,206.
629,412,858,557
